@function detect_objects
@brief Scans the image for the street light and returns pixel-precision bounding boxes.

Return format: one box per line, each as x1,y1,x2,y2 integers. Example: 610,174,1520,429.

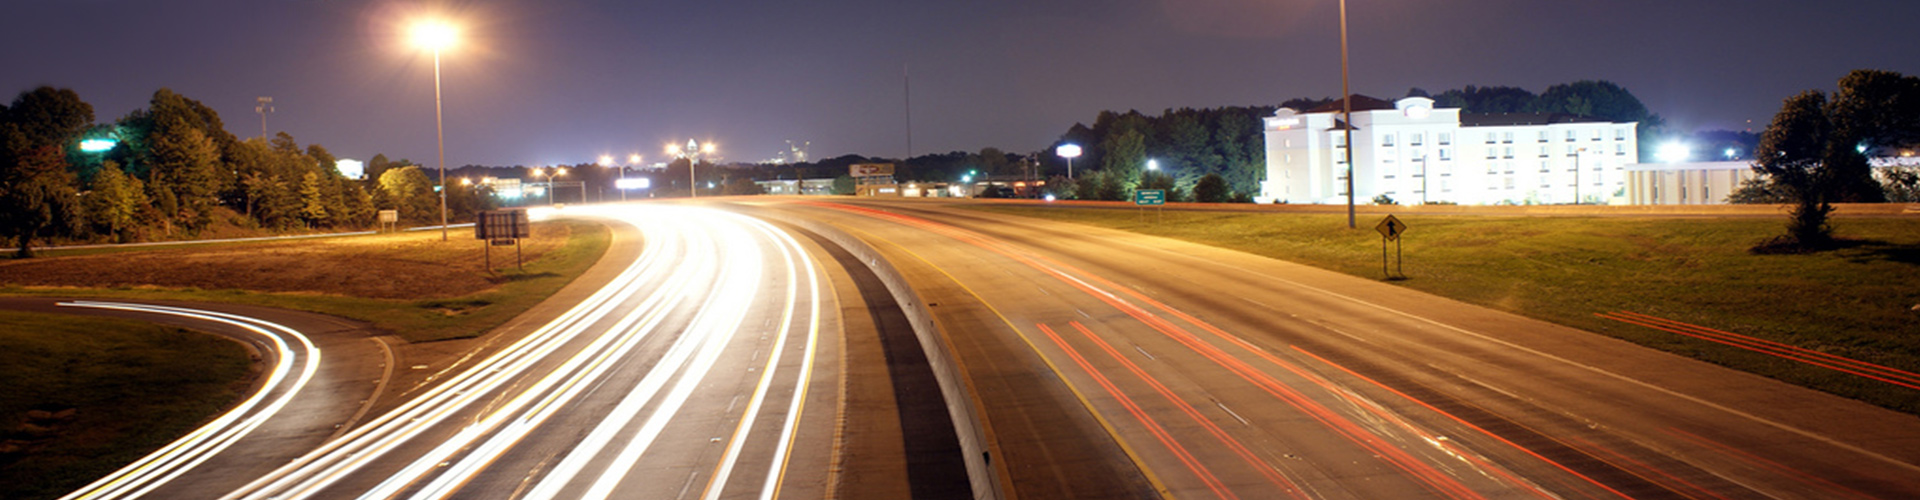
668,139,715,198
1147,159,1159,171
532,167,549,206
1056,144,1081,180
411,19,458,241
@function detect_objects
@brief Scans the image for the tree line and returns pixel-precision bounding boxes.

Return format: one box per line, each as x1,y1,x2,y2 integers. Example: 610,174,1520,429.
1736,69,1920,250
0,86,494,257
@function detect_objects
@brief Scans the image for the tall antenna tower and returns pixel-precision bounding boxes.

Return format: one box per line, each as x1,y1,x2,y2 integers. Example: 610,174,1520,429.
254,97,274,139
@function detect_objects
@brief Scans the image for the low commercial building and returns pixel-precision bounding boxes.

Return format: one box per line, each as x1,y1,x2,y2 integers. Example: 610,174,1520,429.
1623,161,1758,205
1260,95,1640,205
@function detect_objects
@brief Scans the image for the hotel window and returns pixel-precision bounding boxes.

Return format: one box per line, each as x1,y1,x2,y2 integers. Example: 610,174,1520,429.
1566,130,1576,142
1566,145,1577,156
1503,146,1514,159
1503,131,1514,144
1411,133,1424,146
1334,135,1346,147
1382,134,1395,147
1439,133,1452,145
1439,149,1452,161
1616,128,1628,141
1284,139,1292,147
1486,148,1498,160
1539,161,1550,173
1538,131,1550,143
1486,133,1496,144
1538,146,1550,158
1592,129,1603,141
1616,144,1626,155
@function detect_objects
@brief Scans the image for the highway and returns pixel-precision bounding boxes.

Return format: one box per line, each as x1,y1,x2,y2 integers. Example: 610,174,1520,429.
750,197,1920,499
192,205,846,500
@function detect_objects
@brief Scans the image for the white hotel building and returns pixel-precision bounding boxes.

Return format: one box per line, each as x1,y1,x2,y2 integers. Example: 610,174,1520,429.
1260,95,1639,205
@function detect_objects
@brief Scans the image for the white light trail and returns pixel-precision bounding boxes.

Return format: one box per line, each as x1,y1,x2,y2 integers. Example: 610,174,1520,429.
56,302,321,500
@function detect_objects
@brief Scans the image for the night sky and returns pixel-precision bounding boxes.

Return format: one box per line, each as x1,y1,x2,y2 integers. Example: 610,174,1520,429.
5,0,1917,168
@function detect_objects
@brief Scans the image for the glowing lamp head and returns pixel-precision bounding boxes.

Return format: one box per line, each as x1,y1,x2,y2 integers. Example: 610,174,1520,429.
628,154,642,164
1056,144,1082,159
1656,142,1691,163
701,142,716,154
411,21,459,51
599,155,613,166
79,139,117,152
1147,159,1159,171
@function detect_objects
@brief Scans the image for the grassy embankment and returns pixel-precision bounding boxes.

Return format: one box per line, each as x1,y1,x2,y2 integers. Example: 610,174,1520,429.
973,205,1920,413
0,311,252,500
0,219,610,499
0,219,611,343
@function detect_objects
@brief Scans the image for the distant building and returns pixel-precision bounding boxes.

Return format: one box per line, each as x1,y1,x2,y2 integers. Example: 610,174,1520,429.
755,178,837,195
1260,95,1640,205
1623,161,1757,205
1623,155,1919,205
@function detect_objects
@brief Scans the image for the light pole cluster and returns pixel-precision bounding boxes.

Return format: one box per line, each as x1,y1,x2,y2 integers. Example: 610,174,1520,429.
667,139,717,198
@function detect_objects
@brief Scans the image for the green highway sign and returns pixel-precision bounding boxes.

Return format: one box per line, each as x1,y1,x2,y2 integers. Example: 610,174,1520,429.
1134,189,1166,206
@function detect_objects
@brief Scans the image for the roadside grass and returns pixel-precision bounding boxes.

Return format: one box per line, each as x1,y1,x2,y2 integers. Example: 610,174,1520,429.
0,311,252,500
0,219,611,343
973,205,1920,413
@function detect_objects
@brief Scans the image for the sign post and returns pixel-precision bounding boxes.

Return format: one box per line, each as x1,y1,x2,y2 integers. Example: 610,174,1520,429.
475,209,532,271
1134,189,1166,225
377,210,398,233
1373,214,1408,280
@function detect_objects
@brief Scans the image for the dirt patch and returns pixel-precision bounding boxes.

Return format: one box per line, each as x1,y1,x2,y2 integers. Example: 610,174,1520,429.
0,224,571,300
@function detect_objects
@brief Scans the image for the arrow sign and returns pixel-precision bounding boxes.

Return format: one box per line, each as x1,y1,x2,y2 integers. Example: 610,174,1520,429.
1374,214,1407,241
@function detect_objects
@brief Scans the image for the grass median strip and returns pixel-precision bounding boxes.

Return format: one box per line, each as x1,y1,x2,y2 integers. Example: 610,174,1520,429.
0,310,252,500
971,205,1920,414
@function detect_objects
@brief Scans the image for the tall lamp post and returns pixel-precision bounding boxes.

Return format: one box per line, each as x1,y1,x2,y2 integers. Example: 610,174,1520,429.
1338,0,1355,229
411,20,458,241
668,139,716,198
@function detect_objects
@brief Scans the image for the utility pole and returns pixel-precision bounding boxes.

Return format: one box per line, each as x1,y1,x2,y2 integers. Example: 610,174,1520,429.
1339,0,1356,229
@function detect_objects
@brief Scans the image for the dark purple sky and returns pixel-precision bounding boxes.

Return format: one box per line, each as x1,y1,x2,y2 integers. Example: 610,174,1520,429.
5,0,1916,168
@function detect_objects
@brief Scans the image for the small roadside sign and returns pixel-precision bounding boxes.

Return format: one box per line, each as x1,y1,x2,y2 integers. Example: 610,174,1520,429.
1134,189,1166,206
1374,214,1408,280
1374,214,1407,241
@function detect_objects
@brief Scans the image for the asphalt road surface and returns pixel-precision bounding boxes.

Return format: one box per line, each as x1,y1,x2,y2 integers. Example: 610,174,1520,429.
752,197,1920,500
200,205,853,500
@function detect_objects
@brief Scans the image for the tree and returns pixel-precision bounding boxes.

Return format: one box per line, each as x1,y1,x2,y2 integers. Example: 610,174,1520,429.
147,117,222,232
378,166,437,224
831,174,855,195
1101,128,1147,189
0,87,92,255
84,161,147,241
1192,173,1230,203
298,171,329,227
1828,69,1920,201
1753,91,1839,249
0,145,79,257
